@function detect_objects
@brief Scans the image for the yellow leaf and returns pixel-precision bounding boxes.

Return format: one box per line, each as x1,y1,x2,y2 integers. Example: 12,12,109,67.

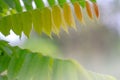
52,5,62,36
63,3,76,30
86,1,93,19
61,10,69,34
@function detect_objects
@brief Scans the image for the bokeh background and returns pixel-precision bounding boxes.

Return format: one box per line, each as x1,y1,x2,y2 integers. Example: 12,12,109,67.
0,0,120,79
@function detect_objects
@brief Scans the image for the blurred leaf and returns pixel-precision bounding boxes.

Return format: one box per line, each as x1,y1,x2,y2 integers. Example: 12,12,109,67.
22,37,60,57
22,0,33,10
73,2,84,24
34,0,45,9
0,75,8,80
90,0,96,3
13,0,23,12
0,40,117,80
85,1,93,19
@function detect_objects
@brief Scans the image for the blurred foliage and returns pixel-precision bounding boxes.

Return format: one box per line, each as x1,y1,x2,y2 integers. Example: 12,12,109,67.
21,36,61,57
0,40,116,80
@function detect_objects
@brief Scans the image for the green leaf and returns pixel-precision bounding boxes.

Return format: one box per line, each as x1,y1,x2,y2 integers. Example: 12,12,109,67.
0,41,12,73
0,0,8,14
0,16,12,36
0,54,10,73
0,75,8,80
0,0,8,9
11,14,22,36
78,0,86,8
0,40,117,80
13,0,23,12
34,0,45,9
90,0,96,3
3,0,15,9
47,0,56,7
23,0,33,10
21,11,32,37
42,7,52,37
58,0,67,7
31,9,43,34
70,0,77,3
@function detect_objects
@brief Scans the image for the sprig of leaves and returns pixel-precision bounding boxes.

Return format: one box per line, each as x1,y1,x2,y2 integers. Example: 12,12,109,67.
0,0,99,37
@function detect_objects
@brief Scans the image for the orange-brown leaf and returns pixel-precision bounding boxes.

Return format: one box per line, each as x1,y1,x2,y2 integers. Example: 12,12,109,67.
93,2,99,18
73,2,84,24
86,1,93,19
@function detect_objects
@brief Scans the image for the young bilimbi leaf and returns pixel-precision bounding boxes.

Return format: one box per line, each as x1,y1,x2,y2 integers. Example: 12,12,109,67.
32,9,43,35
85,1,93,19
61,11,69,34
93,2,99,18
21,12,32,37
52,5,62,36
42,7,52,37
11,14,23,36
73,2,84,24
63,3,76,30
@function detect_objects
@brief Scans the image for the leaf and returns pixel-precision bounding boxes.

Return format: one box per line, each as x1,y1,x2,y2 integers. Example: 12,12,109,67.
0,40,117,80
21,11,32,37
90,0,96,3
61,11,69,34
52,5,62,35
89,71,116,80
0,0,9,14
13,0,23,12
34,0,45,9
42,7,52,37
3,0,15,9
78,0,86,8
31,9,43,35
11,14,22,36
73,2,84,24
58,0,67,7
63,3,76,30
48,0,56,7
22,0,33,10
93,2,99,18
0,75,8,80
0,16,12,36
0,41,12,73
85,1,93,19
0,54,10,73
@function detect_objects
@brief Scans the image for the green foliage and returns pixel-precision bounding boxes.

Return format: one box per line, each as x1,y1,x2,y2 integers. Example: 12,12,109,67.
22,37,61,57
0,40,116,80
